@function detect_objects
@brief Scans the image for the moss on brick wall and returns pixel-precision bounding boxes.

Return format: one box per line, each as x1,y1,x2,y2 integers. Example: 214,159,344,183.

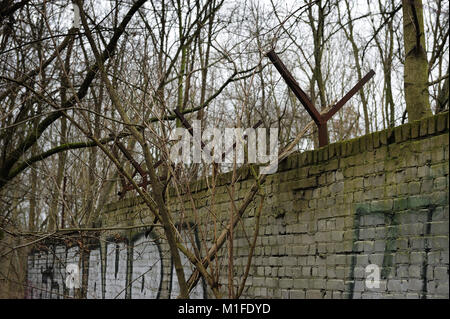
32,112,448,299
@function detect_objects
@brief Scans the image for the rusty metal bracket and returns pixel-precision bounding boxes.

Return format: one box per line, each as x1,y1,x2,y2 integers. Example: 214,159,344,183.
117,109,261,196
174,109,263,162
266,49,375,147
115,141,148,197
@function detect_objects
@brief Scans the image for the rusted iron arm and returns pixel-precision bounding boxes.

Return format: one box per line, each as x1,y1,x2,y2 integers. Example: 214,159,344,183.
118,175,168,196
322,69,375,122
115,141,147,177
115,140,149,197
266,49,375,148
266,49,321,124
174,109,264,163
174,109,207,151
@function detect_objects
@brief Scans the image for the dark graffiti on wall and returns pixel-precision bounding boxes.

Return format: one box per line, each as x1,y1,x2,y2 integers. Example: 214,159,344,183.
348,204,442,298
26,229,205,299
169,223,207,299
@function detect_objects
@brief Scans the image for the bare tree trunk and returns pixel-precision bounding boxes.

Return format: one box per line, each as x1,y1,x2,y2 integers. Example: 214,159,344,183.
402,0,432,121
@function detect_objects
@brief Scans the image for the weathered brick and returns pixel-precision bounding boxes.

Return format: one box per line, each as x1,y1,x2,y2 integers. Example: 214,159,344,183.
326,279,345,291
290,289,306,299
305,290,323,299
279,278,293,289
371,199,393,212
27,113,450,300
434,267,449,281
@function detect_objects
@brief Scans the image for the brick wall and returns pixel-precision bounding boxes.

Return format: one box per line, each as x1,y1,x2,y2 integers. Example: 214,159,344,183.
26,112,449,299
